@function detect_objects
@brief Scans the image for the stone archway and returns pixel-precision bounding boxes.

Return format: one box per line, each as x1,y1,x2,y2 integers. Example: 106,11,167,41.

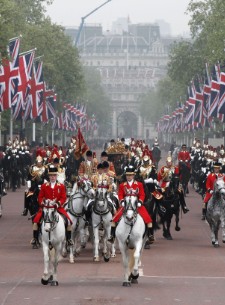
117,111,138,138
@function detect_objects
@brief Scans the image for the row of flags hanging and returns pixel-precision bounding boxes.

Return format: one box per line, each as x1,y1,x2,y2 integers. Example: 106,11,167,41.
156,62,225,134
0,37,98,132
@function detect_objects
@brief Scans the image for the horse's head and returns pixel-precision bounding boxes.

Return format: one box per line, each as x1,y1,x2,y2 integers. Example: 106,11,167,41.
123,190,138,221
95,186,108,209
214,178,225,199
42,199,59,232
165,174,180,197
78,177,95,199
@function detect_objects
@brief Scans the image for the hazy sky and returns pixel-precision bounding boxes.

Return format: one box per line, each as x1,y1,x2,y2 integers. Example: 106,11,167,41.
46,0,191,36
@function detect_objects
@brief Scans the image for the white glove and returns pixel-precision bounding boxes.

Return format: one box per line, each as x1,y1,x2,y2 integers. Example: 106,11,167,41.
153,179,159,185
27,180,31,188
210,190,213,194
121,200,125,207
144,178,153,184
137,202,142,207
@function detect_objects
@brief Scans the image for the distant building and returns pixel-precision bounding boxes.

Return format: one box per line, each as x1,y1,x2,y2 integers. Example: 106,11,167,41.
65,22,186,139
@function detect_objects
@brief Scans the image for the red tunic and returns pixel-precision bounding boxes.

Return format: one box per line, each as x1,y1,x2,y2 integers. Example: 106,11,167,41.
178,151,191,169
112,180,152,224
33,182,72,224
204,173,225,203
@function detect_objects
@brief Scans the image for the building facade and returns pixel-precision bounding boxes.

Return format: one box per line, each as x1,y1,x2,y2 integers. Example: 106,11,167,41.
66,23,180,140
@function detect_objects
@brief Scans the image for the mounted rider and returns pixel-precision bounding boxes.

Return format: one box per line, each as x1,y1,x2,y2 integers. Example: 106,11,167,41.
202,162,225,220
100,151,116,174
108,166,153,243
78,150,98,179
178,144,191,170
21,153,48,216
157,155,189,214
31,165,73,249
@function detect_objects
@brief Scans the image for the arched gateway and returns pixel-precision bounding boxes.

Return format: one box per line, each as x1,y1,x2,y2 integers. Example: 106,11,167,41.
111,104,143,139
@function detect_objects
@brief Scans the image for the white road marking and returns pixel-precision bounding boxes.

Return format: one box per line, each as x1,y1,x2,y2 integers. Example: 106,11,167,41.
1,277,24,305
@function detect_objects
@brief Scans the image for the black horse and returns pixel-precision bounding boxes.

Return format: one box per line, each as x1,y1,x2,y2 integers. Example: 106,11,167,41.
179,161,191,196
152,146,161,170
65,151,83,184
158,175,181,240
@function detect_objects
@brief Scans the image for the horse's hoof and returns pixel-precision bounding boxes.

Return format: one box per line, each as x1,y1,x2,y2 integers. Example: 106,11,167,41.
214,243,219,248
175,226,181,231
69,259,75,264
48,275,53,282
74,251,80,257
51,281,59,286
111,253,116,258
129,273,139,281
104,255,110,262
61,251,67,258
144,244,150,249
212,241,215,245
81,243,86,249
41,278,49,285
222,240,225,244
131,278,138,284
167,235,173,240
122,281,131,287
93,256,100,262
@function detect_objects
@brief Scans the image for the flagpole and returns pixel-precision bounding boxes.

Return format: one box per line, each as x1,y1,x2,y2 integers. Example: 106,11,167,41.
32,122,36,144
10,109,13,142
0,113,1,146
51,129,54,145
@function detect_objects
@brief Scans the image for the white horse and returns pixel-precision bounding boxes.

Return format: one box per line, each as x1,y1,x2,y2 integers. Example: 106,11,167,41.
92,185,116,262
66,178,95,263
41,199,65,286
116,193,146,286
206,178,225,247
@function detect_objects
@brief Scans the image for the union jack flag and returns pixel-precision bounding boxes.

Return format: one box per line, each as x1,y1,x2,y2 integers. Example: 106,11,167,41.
202,64,211,127
24,59,44,121
208,64,220,119
12,49,35,120
0,37,20,111
218,72,225,122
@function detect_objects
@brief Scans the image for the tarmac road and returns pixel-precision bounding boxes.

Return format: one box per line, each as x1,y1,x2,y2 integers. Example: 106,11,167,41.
1,175,225,305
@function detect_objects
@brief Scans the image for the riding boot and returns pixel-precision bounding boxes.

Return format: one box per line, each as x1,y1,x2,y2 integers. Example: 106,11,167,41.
147,227,155,244
66,226,74,246
21,192,28,216
30,224,40,249
179,192,189,214
108,225,116,243
201,208,207,220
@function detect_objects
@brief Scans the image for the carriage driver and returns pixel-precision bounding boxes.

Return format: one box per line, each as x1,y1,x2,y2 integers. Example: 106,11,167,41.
108,166,153,243
31,165,73,248
201,162,225,220
157,155,189,214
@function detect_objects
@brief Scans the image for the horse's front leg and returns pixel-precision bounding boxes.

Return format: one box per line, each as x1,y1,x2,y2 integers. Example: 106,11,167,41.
175,211,180,231
0,201,2,217
50,245,61,286
130,240,143,283
118,240,130,287
166,217,173,240
221,216,225,243
93,226,100,262
41,243,50,285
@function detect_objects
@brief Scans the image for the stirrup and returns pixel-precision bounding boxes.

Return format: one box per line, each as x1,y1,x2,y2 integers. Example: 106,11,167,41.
148,235,155,244
67,239,74,246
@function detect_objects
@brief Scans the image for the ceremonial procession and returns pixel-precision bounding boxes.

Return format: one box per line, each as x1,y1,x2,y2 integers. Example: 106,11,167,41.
1,1,225,305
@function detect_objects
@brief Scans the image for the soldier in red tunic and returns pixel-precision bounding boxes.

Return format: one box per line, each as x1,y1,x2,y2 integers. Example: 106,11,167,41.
202,162,225,220
108,166,153,243
31,165,73,248
178,144,191,169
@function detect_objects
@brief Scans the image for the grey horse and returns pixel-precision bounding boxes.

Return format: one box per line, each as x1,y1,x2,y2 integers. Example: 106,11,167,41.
206,178,225,247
